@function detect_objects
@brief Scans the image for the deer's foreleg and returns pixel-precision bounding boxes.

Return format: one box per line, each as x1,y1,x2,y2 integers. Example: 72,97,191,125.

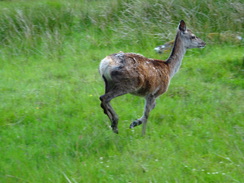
130,95,156,135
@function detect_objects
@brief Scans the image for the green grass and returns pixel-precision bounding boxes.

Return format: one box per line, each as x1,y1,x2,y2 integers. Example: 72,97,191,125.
0,0,243,183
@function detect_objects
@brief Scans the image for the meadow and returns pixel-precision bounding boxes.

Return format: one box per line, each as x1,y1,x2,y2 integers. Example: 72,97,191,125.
0,0,243,182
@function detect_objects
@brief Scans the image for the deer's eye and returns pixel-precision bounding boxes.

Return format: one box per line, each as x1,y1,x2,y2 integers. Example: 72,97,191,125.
191,36,196,39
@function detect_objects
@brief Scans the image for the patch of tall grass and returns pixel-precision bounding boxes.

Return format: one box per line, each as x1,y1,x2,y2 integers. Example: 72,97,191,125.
0,0,243,57
113,0,243,42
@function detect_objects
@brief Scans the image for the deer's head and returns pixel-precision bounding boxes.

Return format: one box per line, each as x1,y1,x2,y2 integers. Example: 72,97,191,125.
178,20,206,49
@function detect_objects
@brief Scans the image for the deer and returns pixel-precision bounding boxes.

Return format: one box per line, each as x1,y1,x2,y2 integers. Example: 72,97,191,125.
154,39,174,54
154,32,242,54
99,20,206,135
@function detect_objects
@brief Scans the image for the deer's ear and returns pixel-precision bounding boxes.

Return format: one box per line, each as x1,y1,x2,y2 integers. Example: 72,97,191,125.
179,20,186,32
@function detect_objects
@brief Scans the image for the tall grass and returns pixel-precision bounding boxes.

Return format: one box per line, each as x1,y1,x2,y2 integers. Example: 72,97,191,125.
113,0,243,41
0,0,243,56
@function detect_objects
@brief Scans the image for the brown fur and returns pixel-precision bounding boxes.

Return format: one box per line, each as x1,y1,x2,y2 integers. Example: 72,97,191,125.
108,53,170,96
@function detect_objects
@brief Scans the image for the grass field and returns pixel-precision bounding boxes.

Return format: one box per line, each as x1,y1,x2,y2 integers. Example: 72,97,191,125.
0,0,243,183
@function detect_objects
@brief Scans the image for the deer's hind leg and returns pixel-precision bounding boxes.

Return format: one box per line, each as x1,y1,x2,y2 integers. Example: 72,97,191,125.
100,76,129,134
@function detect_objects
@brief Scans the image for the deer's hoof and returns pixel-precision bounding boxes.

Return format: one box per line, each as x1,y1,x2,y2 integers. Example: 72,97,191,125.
111,126,118,134
130,120,142,128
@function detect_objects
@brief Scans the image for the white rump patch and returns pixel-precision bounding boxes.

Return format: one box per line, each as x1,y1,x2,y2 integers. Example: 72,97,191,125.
99,57,113,80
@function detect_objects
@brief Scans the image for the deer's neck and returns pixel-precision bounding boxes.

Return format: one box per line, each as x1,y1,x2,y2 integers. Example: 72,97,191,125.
166,33,186,78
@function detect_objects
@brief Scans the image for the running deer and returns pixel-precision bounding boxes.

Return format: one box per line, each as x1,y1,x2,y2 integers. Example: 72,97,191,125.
99,20,206,135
